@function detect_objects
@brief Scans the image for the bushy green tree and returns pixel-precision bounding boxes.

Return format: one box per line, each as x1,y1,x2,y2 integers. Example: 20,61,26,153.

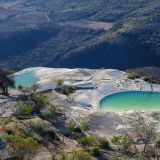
0,67,15,96
32,92,49,113
19,84,49,113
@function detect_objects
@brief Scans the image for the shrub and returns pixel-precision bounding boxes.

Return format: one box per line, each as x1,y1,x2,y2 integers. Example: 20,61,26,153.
80,119,90,131
70,150,92,160
65,85,75,95
55,79,64,86
63,130,71,137
111,135,131,152
14,102,33,117
32,93,49,113
155,140,160,148
55,84,75,96
135,153,144,160
89,146,101,157
66,120,76,135
0,118,14,125
33,93,49,107
29,121,43,134
54,150,92,160
97,137,110,149
43,104,60,120
143,76,150,82
77,137,95,147
21,129,34,138
2,134,39,159
127,71,140,79
29,121,57,140
18,84,23,90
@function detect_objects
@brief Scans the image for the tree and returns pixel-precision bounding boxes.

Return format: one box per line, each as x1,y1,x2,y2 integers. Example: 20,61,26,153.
0,67,15,96
120,113,157,159
31,92,49,113
19,84,49,114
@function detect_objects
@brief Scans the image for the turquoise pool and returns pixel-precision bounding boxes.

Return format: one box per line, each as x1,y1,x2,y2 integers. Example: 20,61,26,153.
100,91,160,111
14,71,39,88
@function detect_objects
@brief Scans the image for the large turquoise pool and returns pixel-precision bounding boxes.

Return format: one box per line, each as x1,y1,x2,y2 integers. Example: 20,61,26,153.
100,91,160,111
14,71,39,88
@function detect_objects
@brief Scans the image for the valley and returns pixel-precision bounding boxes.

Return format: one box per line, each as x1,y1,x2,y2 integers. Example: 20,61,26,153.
0,0,159,70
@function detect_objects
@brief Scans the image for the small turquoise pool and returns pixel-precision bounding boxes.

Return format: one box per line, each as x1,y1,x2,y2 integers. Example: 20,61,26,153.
100,91,160,111
14,71,39,88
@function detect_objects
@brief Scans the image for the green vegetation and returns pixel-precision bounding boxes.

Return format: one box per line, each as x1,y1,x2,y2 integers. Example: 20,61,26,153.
2,134,39,159
43,104,60,120
55,79,64,86
0,118,14,125
111,136,131,152
1,0,160,70
65,85,75,96
127,71,140,79
54,150,92,160
14,101,33,117
0,67,15,96
77,137,95,147
143,76,151,82
80,119,90,131
88,146,101,157
55,83,75,96
66,120,76,135
18,84,23,90
97,137,110,149
32,93,49,113
155,140,160,148
28,121,44,134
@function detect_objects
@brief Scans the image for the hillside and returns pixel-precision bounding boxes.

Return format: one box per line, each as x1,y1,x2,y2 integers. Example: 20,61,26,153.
0,0,160,70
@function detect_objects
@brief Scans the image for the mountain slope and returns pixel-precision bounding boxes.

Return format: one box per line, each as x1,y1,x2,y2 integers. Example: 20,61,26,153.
0,0,159,70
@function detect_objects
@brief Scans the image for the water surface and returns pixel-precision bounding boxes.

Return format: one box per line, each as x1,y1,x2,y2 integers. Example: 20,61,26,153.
14,71,39,88
100,91,160,111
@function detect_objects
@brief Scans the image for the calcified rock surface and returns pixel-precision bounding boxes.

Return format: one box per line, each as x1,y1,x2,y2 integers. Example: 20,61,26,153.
35,67,160,110
36,67,160,136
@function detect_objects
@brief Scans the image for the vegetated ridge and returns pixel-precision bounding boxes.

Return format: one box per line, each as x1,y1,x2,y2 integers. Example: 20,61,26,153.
0,0,159,70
